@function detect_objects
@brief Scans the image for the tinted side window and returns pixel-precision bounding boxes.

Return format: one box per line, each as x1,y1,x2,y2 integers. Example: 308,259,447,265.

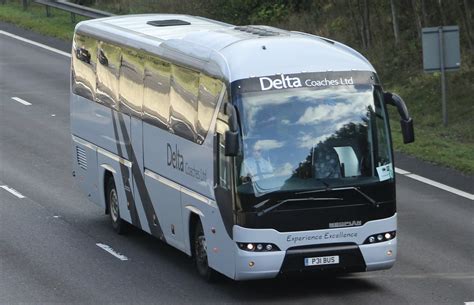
143,55,171,130
197,75,222,142
119,48,144,116
169,65,199,143
72,33,97,101
96,41,121,109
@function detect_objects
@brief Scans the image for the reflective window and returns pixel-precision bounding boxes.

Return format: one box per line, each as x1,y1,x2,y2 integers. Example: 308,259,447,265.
197,75,222,142
169,65,199,143
119,48,144,116
143,55,171,130
96,41,121,109
72,33,97,101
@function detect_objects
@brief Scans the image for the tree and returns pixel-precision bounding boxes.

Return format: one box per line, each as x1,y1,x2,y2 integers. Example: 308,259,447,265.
390,0,400,46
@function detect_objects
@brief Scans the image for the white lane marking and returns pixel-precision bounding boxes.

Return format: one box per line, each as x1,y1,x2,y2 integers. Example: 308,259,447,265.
0,185,26,199
346,272,474,280
2,29,472,202
464,302,474,305
395,168,474,201
0,30,71,58
96,243,128,261
11,96,32,106
394,167,410,175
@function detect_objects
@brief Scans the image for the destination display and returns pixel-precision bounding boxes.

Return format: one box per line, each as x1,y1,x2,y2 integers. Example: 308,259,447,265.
232,71,380,93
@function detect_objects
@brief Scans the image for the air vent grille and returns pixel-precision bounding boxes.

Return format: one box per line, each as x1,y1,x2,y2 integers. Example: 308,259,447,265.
234,26,282,37
76,146,87,170
147,19,191,27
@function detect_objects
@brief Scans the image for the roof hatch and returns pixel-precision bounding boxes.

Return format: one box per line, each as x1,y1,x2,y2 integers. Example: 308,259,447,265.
147,19,191,27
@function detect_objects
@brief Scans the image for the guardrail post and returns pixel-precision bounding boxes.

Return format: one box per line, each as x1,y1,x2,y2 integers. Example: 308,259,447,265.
46,6,51,17
71,12,76,23
23,0,28,10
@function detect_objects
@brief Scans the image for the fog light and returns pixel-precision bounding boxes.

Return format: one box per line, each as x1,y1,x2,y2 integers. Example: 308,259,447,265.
249,261,255,267
369,236,375,243
256,244,263,251
246,243,254,251
377,234,383,241
387,250,393,256
265,244,273,251
384,233,392,240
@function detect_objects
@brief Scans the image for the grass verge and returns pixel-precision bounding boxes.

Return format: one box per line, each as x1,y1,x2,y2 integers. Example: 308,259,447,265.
1,1,472,174
0,1,84,40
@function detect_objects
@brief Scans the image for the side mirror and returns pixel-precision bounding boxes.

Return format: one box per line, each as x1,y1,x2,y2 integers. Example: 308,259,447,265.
225,130,240,156
224,103,240,156
384,92,415,144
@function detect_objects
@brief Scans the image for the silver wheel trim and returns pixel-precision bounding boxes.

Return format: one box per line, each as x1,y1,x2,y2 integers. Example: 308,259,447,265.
110,188,119,222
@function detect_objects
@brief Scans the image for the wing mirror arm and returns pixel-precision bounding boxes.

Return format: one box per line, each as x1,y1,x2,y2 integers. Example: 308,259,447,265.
224,103,241,156
384,92,415,144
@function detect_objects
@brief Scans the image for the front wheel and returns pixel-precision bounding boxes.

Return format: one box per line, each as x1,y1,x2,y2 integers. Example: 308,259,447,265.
193,220,218,282
106,177,127,234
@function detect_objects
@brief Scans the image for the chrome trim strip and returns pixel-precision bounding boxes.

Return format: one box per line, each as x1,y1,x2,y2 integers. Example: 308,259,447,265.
97,147,132,168
144,169,180,192
72,135,132,168
72,135,97,151
144,168,217,208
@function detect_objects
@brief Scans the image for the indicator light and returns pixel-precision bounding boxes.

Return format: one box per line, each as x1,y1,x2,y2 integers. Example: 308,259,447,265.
369,236,375,243
377,234,383,241
265,244,273,251
256,244,263,251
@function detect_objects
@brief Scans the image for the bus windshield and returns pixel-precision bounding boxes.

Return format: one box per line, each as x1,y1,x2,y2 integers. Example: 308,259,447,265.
234,83,393,197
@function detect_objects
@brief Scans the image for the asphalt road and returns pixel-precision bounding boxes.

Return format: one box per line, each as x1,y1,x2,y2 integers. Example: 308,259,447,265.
0,27,473,305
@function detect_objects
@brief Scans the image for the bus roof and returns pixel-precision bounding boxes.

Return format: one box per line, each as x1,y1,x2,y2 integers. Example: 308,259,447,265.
76,14,375,82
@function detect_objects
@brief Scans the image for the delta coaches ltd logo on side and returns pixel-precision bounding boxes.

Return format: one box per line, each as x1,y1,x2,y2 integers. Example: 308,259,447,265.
167,143,207,182
259,74,355,91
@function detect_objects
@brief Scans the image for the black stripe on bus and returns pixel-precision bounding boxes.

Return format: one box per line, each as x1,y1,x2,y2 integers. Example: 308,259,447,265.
111,110,142,229
114,110,166,241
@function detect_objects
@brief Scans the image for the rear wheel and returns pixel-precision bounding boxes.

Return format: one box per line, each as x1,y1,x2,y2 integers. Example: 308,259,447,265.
193,220,217,282
106,177,127,234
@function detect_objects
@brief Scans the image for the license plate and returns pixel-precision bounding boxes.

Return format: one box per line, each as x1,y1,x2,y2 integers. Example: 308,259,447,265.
304,255,339,266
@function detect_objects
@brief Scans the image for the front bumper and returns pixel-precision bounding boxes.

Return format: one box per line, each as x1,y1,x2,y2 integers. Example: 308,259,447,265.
233,214,397,280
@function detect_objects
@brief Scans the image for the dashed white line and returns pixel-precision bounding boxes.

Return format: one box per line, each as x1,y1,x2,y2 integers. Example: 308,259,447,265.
0,30,71,58
11,97,32,106
395,167,474,201
0,185,26,199
96,243,128,261
464,302,474,305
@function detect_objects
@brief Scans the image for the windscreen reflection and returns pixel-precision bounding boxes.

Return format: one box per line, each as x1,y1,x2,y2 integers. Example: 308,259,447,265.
235,85,392,196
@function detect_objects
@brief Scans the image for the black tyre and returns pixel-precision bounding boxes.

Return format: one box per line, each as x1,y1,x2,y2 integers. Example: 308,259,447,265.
106,177,127,234
193,220,218,282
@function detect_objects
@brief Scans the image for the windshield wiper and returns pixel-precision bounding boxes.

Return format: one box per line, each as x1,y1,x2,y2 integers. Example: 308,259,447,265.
297,186,379,207
256,196,343,217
